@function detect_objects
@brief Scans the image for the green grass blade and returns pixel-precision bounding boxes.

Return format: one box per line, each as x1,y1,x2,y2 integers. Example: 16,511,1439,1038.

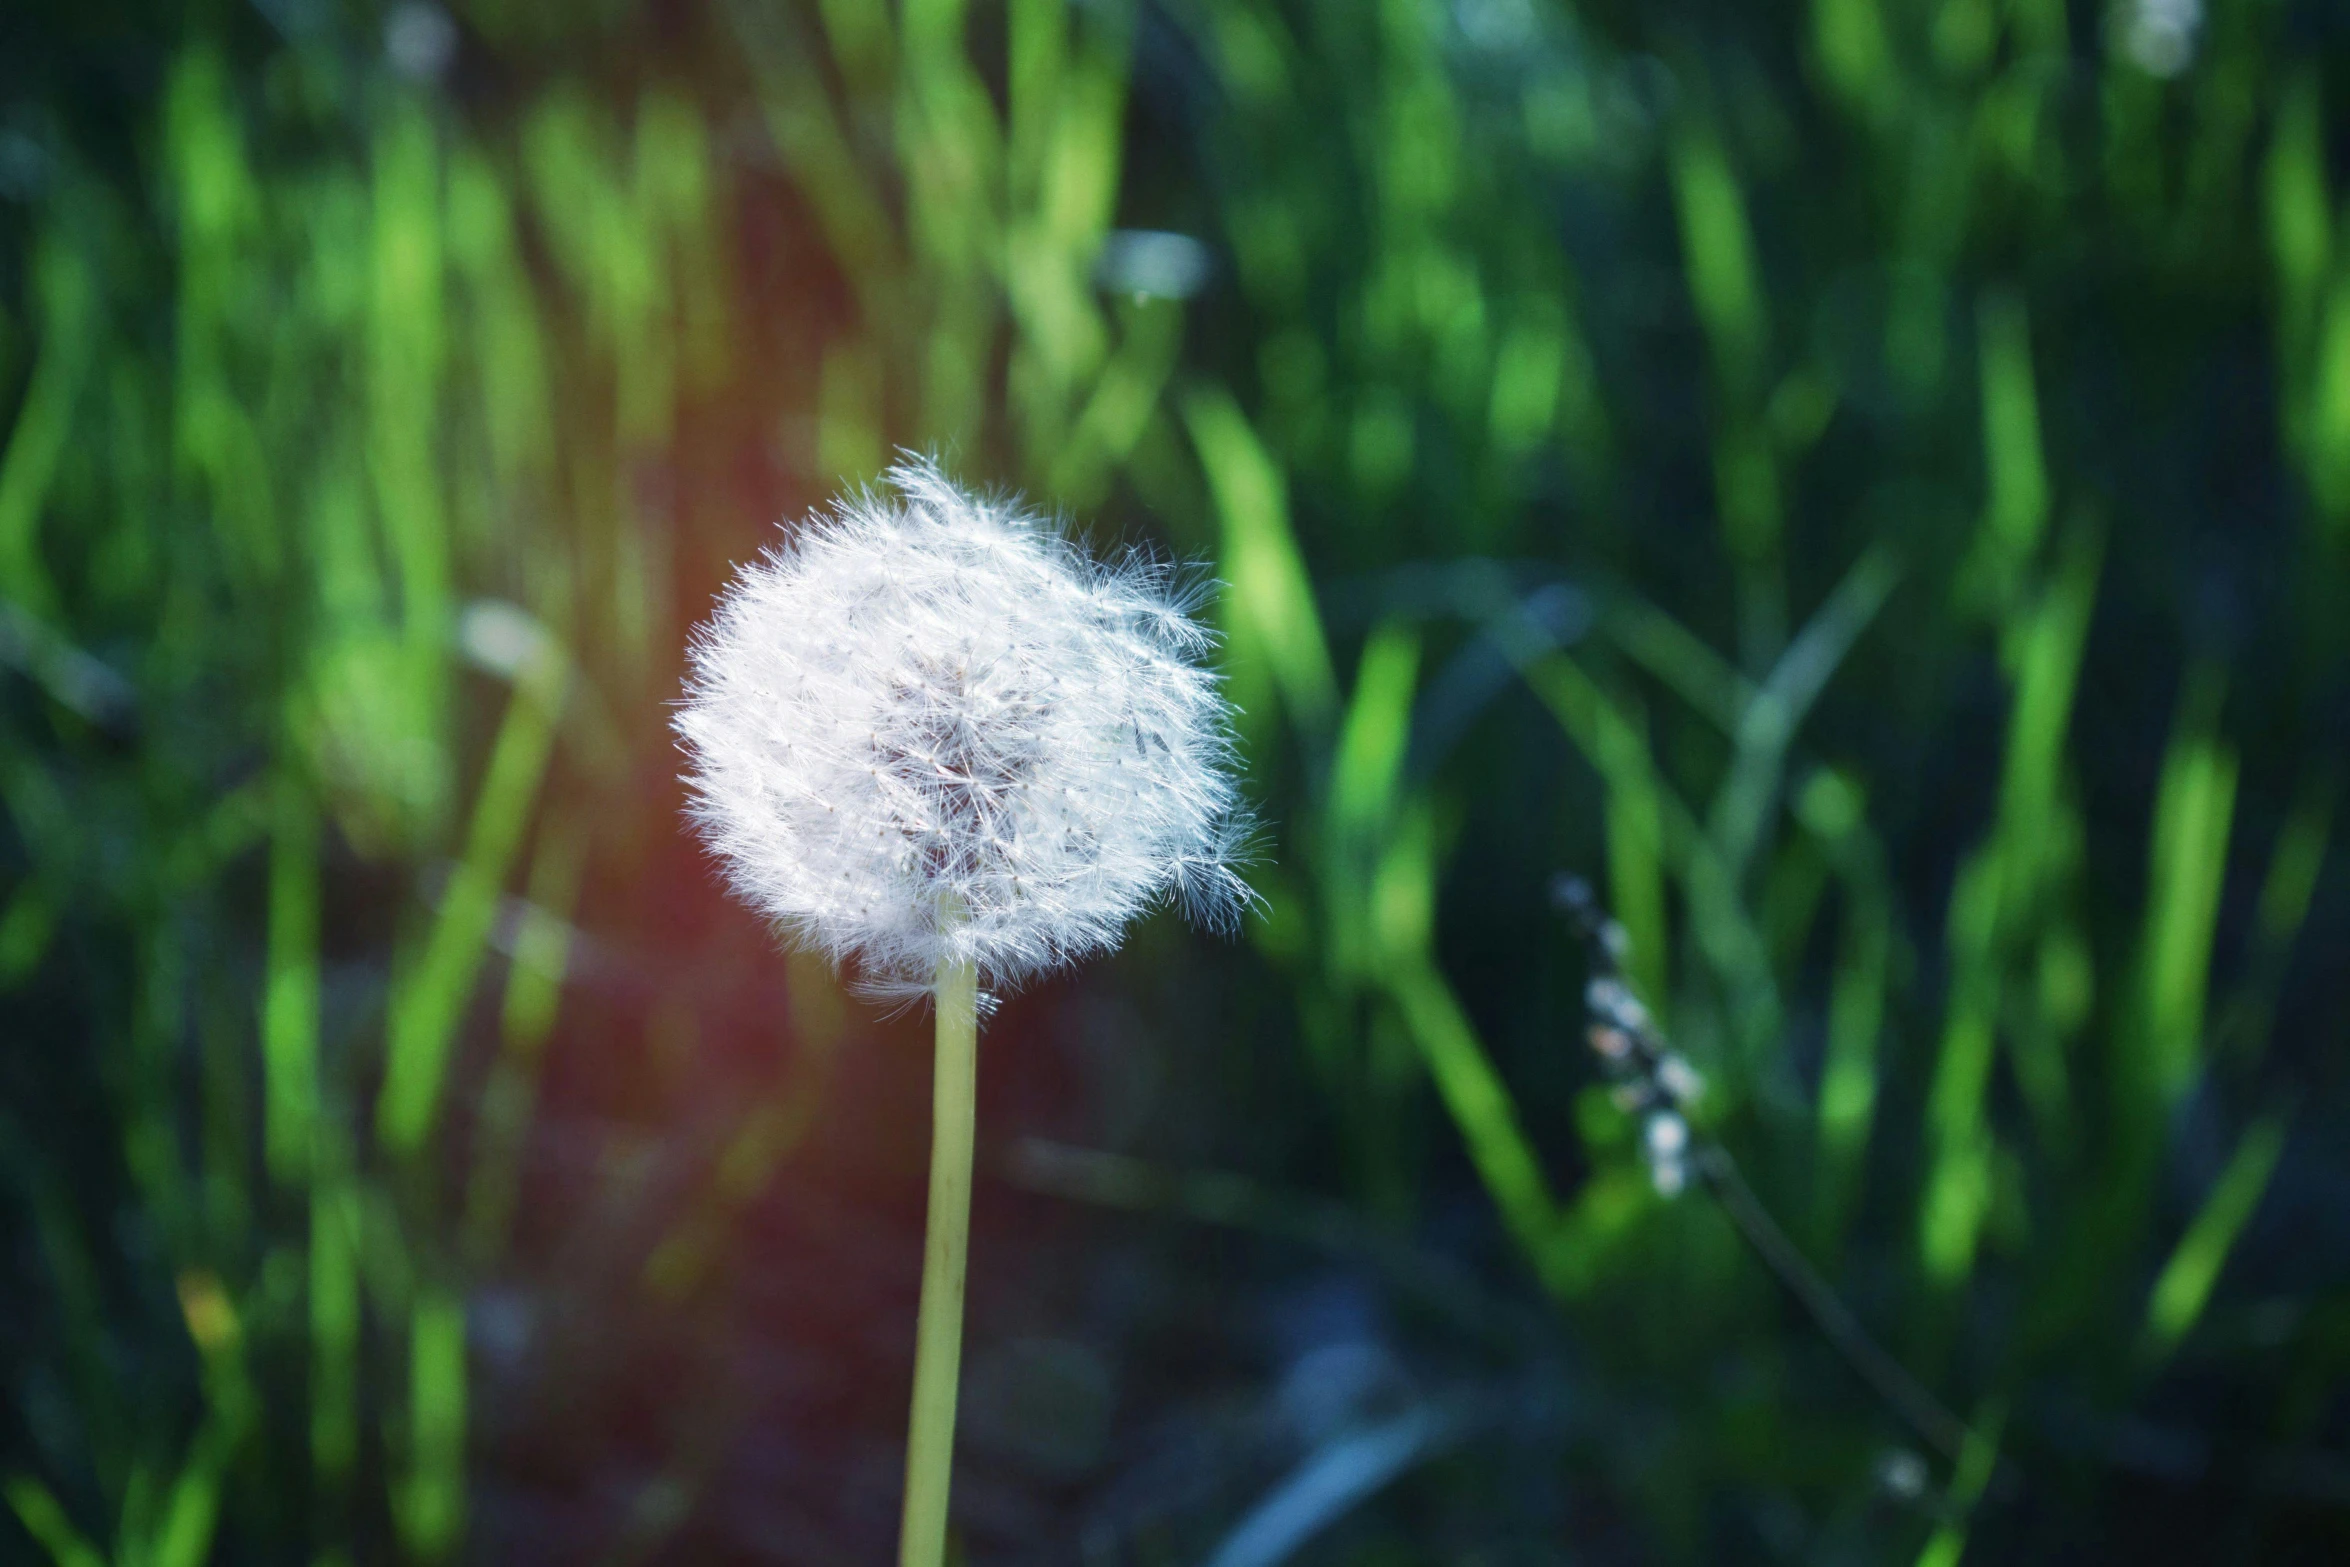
1596,698,1670,1012
1815,880,1889,1247
370,101,451,669
461,819,584,1264
147,1421,232,1567
2307,277,2350,530
1182,387,1337,739
1670,127,1764,393
1487,297,1568,457
1919,850,2002,1288
445,151,554,491
1328,624,1420,849
0,236,95,620
1711,543,1900,880
644,955,847,1302
1812,0,1897,120
0,877,56,988
1386,958,1564,1296
377,640,566,1153
730,2,900,303
396,1289,467,1559
1911,1401,2006,1567
1516,651,1775,1046
3,1475,104,1567
1046,295,1183,504
1993,532,2099,911
2266,71,2327,460
262,771,320,1185
311,1177,361,1492
1600,593,1752,733
2141,1114,2288,1365
1968,291,2049,596
2210,767,2335,1067
817,341,883,485
2254,767,2334,953
817,0,894,87
635,92,728,394
2138,686,2239,1117
1514,653,1704,855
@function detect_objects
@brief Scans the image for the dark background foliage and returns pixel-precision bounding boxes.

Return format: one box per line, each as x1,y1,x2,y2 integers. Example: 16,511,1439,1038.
2,0,2346,1562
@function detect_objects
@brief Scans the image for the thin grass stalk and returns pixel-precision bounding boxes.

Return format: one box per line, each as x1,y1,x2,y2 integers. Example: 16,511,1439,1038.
900,952,979,1567
1695,1145,1970,1462
1561,878,1984,1473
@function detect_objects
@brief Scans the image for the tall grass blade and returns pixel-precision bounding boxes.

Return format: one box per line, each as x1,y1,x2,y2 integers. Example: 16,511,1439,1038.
1597,702,1670,1012
0,237,94,619
1910,1401,2005,1567
1183,387,1337,739
2138,687,2239,1118
2141,1113,2288,1365
396,1289,467,1559
262,772,320,1185
3,1475,104,1567
1388,959,1564,1293
377,641,566,1153
1966,291,2049,599
1711,543,1899,881
1327,626,1419,853
1919,851,2002,1288
146,1420,232,1567
1815,879,1889,1246
311,1177,361,1492
461,820,585,1264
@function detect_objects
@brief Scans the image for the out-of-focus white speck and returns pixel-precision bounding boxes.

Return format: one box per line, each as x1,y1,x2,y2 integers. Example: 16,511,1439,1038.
2118,0,2200,78
386,3,459,83
1093,230,1214,302
458,600,558,682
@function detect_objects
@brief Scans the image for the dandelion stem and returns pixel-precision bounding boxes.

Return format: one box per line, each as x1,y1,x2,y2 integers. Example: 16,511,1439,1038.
899,952,979,1567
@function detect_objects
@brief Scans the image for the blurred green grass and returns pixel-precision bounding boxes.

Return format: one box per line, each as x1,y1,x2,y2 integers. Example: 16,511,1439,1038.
2,1,2346,1562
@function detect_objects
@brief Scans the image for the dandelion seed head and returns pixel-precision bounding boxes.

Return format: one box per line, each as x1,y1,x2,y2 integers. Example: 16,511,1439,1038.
677,457,1252,996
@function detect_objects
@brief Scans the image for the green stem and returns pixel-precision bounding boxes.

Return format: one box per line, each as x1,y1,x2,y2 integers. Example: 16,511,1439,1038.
899,953,978,1567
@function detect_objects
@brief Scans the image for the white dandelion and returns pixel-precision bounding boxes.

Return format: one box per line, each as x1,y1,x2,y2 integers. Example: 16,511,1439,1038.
674,456,1251,1567
676,454,1252,999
